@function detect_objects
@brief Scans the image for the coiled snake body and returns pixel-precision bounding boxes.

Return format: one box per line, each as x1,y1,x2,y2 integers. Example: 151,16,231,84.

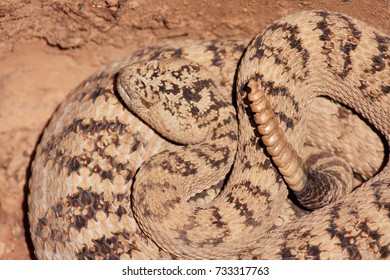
28,10,389,259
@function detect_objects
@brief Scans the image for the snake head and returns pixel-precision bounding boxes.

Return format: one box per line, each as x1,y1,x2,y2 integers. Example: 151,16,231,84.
117,58,222,145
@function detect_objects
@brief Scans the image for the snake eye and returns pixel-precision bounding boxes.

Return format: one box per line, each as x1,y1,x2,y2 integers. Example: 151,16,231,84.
139,85,161,107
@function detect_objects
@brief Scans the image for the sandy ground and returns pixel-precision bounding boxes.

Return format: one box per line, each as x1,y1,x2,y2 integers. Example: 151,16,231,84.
0,0,389,259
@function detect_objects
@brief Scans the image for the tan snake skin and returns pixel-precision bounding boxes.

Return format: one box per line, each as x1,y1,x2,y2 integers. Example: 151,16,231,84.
28,10,389,259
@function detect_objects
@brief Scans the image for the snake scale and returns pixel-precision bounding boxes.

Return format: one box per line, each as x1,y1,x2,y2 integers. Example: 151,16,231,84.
28,10,389,259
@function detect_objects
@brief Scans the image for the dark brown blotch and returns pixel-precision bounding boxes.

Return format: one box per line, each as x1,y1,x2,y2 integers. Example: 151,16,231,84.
227,192,258,226
66,187,111,231
115,205,127,218
76,231,136,260
315,10,332,42
278,111,295,129
211,207,226,228
307,245,321,259
102,170,114,181
280,244,295,259
68,157,81,174
261,81,300,112
90,87,107,102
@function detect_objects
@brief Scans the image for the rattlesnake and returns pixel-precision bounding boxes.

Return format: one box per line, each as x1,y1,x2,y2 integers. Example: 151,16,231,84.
28,10,389,259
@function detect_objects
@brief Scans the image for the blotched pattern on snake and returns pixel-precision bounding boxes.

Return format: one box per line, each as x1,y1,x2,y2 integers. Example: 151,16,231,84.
28,10,389,259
